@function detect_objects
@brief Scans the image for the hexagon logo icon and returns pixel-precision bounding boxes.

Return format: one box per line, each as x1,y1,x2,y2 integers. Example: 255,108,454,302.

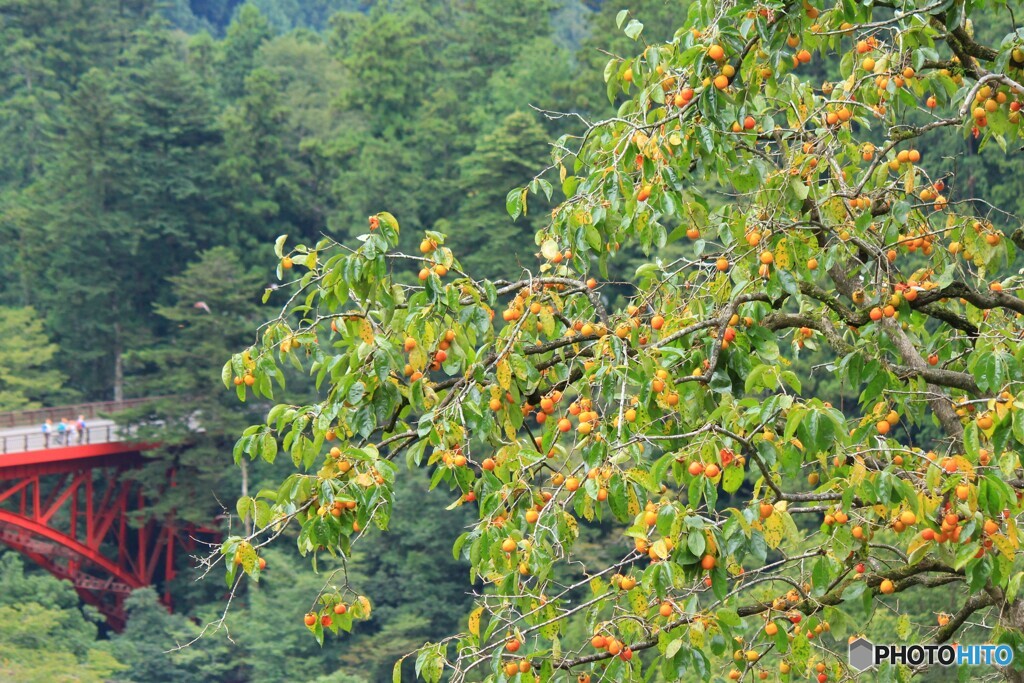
848,637,875,672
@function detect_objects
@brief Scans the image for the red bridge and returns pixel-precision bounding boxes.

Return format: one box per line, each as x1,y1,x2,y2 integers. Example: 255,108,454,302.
0,400,217,630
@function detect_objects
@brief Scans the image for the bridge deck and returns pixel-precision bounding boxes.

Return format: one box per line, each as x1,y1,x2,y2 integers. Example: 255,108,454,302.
0,441,156,479
0,419,125,455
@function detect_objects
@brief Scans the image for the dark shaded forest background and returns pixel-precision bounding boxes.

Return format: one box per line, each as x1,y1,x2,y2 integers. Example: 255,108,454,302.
0,1,1014,681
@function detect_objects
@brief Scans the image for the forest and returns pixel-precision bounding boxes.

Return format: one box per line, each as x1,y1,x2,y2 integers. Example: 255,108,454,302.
2,0,1024,682
0,2,676,681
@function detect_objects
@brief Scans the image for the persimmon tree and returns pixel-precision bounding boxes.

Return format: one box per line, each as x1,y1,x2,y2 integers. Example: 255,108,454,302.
220,0,1024,680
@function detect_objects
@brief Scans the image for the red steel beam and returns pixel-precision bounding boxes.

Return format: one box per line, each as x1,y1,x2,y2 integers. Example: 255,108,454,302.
39,472,80,525
91,473,130,548
0,509,145,590
0,441,220,631
0,442,156,480
0,477,32,505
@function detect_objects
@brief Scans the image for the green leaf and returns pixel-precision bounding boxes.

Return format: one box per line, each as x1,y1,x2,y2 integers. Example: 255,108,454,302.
506,188,523,220
896,614,912,640
811,558,831,595
687,529,706,557
236,496,254,521
423,652,442,683
254,500,272,528
789,177,810,200
260,432,278,463
1008,571,1024,604
790,628,810,669
974,352,1012,393
608,475,629,521
1013,409,1024,448
624,19,644,40
722,465,744,493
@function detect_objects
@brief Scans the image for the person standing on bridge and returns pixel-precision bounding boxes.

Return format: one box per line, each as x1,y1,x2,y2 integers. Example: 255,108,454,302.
67,418,78,445
76,415,86,444
42,418,52,448
56,418,67,445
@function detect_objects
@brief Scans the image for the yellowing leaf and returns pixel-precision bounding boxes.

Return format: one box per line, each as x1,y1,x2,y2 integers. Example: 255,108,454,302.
650,539,671,560
581,493,595,521
992,533,1016,559
235,541,257,573
906,535,931,565
468,606,483,637
688,622,705,649
850,460,866,486
730,508,752,538
626,486,641,516
540,309,556,337
357,595,372,619
774,238,791,269
763,513,785,549
538,604,560,639
628,587,647,614
377,211,400,234
496,360,512,390
358,318,374,345
504,416,516,441
704,531,718,556
409,345,427,371
541,239,560,261
626,468,658,493
421,322,436,350
563,512,579,538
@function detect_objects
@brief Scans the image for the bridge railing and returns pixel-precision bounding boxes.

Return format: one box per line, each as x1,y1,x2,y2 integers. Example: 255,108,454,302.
0,424,126,455
0,397,169,430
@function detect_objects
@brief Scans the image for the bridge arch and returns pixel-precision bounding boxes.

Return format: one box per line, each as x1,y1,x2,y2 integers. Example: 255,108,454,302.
0,441,217,629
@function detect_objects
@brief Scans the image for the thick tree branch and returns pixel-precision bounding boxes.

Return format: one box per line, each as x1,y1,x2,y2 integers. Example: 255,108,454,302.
914,281,1024,317
880,317,966,447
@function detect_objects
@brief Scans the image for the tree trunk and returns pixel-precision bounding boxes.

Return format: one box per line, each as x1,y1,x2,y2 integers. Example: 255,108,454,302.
113,320,124,402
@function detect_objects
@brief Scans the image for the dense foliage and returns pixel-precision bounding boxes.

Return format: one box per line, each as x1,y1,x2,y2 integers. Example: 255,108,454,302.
3,0,1024,681
222,1,1024,682
0,1,654,681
